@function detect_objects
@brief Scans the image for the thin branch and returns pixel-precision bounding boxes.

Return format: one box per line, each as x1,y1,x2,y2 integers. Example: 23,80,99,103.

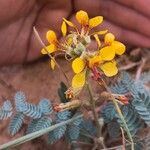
71,141,93,147
136,58,147,80
120,127,126,150
0,77,16,92
119,61,141,71
101,144,124,150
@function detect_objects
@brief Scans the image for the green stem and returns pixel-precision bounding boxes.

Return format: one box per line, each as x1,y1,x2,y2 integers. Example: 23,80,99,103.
86,81,106,149
100,79,134,150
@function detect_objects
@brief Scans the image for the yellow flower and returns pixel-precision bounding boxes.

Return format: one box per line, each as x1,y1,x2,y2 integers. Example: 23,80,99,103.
41,29,69,70
41,28,69,70
40,10,126,92
71,54,116,90
71,32,126,89
96,33,126,62
63,10,103,35
76,10,103,28
88,55,102,68
87,54,118,77
71,49,119,90
104,33,125,57
41,30,58,55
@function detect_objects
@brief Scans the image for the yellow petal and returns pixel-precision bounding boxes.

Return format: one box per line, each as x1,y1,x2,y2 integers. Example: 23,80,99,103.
61,21,67,36
76,10,89,25
89,16,103,28
50,59,56,70
72,57,86,74
41,44,56,54
100,61,118,77
93,30,108,35
112,41,126,55
100,46,115,61
88,55,102,68
93,34,101,47
63,18,75,27
46,30,57,44
72,71,86,89
104,33,115,44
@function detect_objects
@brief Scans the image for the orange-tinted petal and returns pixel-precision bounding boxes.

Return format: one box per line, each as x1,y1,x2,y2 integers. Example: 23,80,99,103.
76,10,89,25
72,57,86,74
100,61,118,77
100,46,115,61
46,30,57,44
112,41,126,55
89,16,103,28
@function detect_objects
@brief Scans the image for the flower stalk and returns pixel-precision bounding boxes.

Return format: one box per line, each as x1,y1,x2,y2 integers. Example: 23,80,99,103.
86,81,106,149
100,79,134,150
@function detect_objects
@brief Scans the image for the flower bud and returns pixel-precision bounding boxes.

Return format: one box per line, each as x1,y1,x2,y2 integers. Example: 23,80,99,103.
74,43,85,55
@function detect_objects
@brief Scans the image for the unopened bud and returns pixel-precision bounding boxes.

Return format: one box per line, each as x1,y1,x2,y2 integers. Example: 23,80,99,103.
74,43,85,55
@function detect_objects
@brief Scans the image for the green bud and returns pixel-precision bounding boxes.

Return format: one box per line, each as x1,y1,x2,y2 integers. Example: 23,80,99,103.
66,46,76,58
74,43,85,55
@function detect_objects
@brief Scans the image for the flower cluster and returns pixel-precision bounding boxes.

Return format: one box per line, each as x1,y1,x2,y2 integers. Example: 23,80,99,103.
41,10,125,96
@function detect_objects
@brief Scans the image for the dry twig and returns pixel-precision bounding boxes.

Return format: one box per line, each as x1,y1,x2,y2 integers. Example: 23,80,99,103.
136,58,147,80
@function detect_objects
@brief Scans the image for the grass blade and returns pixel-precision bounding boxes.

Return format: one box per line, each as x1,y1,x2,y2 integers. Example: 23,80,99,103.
0,115,82,149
